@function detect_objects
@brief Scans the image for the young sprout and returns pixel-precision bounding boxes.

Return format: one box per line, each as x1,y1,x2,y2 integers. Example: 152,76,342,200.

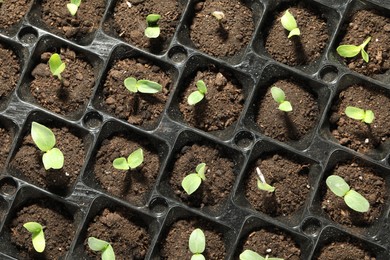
31,122,64,170
271,86,292,112
336,37,371,63
112,148,144,170
187,80,207,105
189,228,206,260
123,77,162,94
48,53,66,81
23,222,45,253
88,237,116,260
256,167,275,192
280,10,300,38
326,175,370,213
240,249,284,260
211,11,225,21
144,14,161,38
67,0,81,16
345,106,374,124
181,163,206,195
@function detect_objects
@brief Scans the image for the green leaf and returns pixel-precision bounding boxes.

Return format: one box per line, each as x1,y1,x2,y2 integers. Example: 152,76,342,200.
124,77,138,93
196,163,206,181
23,222,45,253
196,80,207,94
113,157,130,170
288,27,300,38
42,148,64,170
188,91,205,105
182,173,202,195
279,101,292,112
326,175,350,197
67,3,78,16
23,222,43,234
137,80,162,94
361,48,369,63
145,27,160,38
146,14,161,23
345,106,365,121
271,86,285,103
127,148,144,169
360,36,371,49
102,244,116,260
281,10,298,31
336,45,361,58
191,254,206,260
240,250,264,260
31,122,56,152
257,179,275,192
48,53,65,79
189,228,205,254
88,237,109,251
363,110,374,124
344,189,370,213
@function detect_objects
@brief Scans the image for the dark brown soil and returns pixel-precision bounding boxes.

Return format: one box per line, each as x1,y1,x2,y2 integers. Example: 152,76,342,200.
92,135,160,206
189,0,254,57
101,58,172,128
10,201,75,259
0,0,32,30
0,127,12,170
321,161,386,227
160,219,226,259
85,208,150,259
41,0,105,41
265,6,328,66
245,154,310,217
330,84,390,153
168,143,235,209
109,0,183,53
10,126,85,195
179,68,244,132
316,240,376,260
256,79,319,142
0,44,20,99
29,48,95,117
338,10,390,77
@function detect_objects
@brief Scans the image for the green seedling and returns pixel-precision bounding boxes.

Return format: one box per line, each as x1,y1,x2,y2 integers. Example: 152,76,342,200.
280,10,300,38
240,249,284,260
187,80,207,105
31,122,64,170
48,53,66,81
88,237,116,260
326,175,370,213
345,106,374,124
23,222,45,253
124,77,162,94
144,14,161,38
336,37,371,63
271,86,292,112
181,163,206,195
256,167,275,192
67,0,81,16
211,11,225,21
189,228,206,260
112,148,144,170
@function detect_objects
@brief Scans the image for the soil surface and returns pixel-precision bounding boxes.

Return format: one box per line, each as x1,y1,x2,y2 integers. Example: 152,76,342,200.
179,68,244,132
10,201,75,259
0,0,31,30
160,218,226,259
10,126,85,196
265,6,328,66
86,208,150,259
0,44,20,99
93,135,160,206
321,161,386,227
29,48,95,117
338,10,390,78
41,0,105,42
109,0,183,53
256,79,319,142
101,57,172,129
316,240,376,260
330,84,390,154
189,0,254,57
168,143,235,209
245,154,310,217
0,127,12,170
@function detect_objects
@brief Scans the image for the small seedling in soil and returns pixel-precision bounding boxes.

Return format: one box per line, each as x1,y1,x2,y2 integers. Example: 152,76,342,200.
280,10,300,38
88,237,116,260
271,86,292,112
123,77,162,94
240,249,284,260
67,0,81,16
112,148,144,170
48,53,66,81
326,175,370,213
211,11,225,21
189,228,206,260
336,37,371,62
23,222,45,253
181,163,206,195
31,121,64,170
345,106,374,124
256,167,275,192
187,80,207,105
144,14,161,38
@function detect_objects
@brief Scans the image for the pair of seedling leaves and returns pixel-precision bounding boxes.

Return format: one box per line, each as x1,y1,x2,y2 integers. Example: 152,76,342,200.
189,228,206,260
182,163,206,195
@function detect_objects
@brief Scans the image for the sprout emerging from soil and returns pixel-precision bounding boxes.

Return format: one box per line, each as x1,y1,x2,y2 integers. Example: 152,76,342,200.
326,175,370,213
345,106,374,124
181,163,206,195
124,77,162,94
240,249,284,260
31,122,64,170
271,86,292,112
67,0,81,16
88,237,116,260
336,37,371,62
280,10,300,38
187,80,207,105
112,148,144,170
256,167,275,192
144,14,161,38
48,53,66,81
211,11,225,21
23,222,45,253
189,228,206,260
